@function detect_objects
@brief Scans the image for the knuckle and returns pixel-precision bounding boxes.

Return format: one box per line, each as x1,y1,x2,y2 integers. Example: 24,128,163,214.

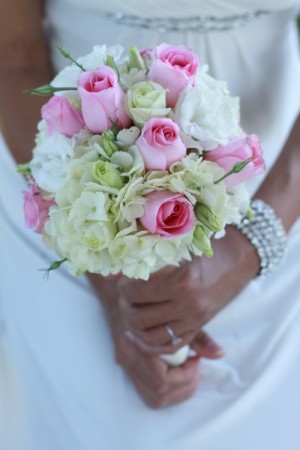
194,298,210,321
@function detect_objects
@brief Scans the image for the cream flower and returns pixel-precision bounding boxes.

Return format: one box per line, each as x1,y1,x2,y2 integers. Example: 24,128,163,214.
125,81,171,127
175,70,242,150
69,191,108,229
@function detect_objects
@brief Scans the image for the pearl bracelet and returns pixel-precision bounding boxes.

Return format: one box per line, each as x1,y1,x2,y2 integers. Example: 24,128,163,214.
236,199,287,277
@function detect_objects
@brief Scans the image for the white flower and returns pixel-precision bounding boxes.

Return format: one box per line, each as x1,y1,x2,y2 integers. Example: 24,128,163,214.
51,65,81,91
117,127,140,147
118,63,147,90
77,45,123,70
30,133,75,192
83,222,116,251
69,191,108,229
54,149,99,208
125,81,171,127
45,204,118,276
35,120,48,145
175,71,242,150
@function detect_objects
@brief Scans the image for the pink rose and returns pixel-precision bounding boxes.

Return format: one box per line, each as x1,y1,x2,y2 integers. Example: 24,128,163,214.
78,66,131,133
148,43,199,108
206,134,265,188
23,183,55,234
41,96,84,138
140,190,196,238
136,118,186,171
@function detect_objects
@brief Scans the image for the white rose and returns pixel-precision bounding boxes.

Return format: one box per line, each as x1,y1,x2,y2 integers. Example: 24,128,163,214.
175,72,242,150
30,133,75,192
125,81,171,127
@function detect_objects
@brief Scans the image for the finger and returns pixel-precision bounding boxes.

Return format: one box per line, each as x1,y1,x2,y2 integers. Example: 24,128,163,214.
125,328,196,355
191,330,225,359
147,358,201,408
127,356,201,408
117,277,170,304
123,332,170,385
166,354,201,386
119,297,181,331
125,315,202,351
117,271,176,305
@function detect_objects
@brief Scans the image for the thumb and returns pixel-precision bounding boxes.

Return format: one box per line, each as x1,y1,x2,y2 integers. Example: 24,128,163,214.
191,330,225,360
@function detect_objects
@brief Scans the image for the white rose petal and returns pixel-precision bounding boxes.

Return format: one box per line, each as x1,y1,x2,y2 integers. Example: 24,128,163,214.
117,127,140,147
77,45,124,70
30,133,75,192
175,72,242,150
111,151,134,171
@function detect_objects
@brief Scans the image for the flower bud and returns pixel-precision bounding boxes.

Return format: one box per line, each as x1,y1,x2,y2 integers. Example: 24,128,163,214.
92,160,124,189
23,85,77,96
17,163,31,175
102,130,119,156
193,225,213,257
105,55,120,79
128,46,146,70
195,203,222,233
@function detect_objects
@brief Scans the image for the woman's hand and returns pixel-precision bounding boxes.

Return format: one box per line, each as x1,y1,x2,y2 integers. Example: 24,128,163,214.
89,275,223,408
116,226,260,354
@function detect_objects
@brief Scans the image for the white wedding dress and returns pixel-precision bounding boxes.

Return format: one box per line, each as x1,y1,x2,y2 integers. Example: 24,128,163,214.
1,1,300,449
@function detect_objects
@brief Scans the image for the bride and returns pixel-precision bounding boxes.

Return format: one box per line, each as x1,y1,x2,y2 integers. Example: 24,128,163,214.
0,0,300,449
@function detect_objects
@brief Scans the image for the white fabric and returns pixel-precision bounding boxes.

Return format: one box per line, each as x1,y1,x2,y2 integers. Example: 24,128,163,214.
57,0,299,17
1,0,300,449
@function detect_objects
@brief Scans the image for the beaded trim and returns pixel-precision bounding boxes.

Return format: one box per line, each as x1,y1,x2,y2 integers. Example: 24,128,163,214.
236,199,287,278
104,10,270,33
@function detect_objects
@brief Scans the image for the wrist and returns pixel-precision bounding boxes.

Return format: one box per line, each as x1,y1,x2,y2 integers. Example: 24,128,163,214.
225,225,260,278
236,199,287,277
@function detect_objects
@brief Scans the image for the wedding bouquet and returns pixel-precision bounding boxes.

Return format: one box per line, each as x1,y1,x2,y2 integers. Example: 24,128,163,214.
20,43,265,281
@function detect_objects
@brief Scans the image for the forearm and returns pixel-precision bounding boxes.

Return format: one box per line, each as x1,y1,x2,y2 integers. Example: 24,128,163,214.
255,113,300,232
87,274,121,329
0,0,53,163
0,67,53,162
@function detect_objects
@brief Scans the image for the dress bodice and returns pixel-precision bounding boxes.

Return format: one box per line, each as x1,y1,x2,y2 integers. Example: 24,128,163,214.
53,0,299,17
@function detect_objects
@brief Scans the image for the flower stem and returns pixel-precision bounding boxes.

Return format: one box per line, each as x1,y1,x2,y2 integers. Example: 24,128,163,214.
57,44,86,71
214,157,252,184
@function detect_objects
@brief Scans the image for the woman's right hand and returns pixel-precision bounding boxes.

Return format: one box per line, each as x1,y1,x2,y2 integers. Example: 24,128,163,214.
89,275,222,408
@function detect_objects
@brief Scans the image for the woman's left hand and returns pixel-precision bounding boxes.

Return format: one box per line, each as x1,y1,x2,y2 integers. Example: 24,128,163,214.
117,226,260,354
